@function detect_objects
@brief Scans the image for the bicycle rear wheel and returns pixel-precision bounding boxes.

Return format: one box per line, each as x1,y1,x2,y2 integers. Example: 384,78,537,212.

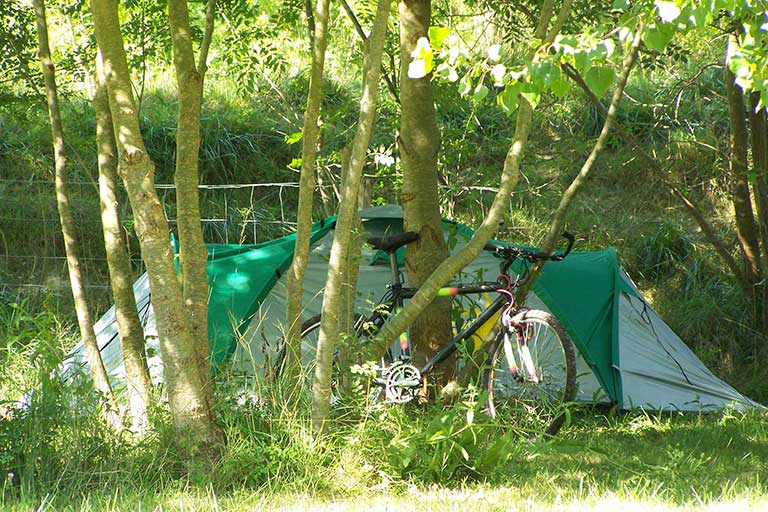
297,313,380,402
484,309,576,436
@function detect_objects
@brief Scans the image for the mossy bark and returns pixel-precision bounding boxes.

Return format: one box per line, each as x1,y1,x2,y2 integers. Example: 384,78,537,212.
311,0,391,433
33,0,119,425
284,0,331,398
167,0,217,410
91,0,223,454
398,0,453,382
94,51,153,433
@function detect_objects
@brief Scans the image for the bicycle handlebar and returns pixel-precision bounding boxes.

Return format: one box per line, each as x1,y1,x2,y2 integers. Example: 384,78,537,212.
485,231,576,263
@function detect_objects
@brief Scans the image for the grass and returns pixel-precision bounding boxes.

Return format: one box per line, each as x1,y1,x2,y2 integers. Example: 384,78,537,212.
2,408,767,511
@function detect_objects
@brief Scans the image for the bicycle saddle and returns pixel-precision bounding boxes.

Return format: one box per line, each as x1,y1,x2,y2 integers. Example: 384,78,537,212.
367,231,419,253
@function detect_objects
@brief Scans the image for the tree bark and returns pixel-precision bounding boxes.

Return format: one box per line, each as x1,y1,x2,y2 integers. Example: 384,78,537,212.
311,0,391,433
167,0,217,412
284,0,331,398
726,34,763,294
33,0,120,426
517,23,643,304
362,0,562,362
398,0,453,382
749,92,768,260
94,50,153,434
91,0,223,454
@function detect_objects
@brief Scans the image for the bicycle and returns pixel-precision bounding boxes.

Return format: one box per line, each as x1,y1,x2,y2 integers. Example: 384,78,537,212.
299,230,578,435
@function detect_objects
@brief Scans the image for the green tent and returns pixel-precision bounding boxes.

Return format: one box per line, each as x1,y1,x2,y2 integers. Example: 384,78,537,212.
64,205,760,411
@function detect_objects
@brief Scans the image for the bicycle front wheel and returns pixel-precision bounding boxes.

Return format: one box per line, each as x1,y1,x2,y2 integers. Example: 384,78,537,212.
484,309,576,436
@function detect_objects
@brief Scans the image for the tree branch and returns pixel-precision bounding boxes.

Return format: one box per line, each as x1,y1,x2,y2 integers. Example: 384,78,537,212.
197,0,216,76
339,0,399,104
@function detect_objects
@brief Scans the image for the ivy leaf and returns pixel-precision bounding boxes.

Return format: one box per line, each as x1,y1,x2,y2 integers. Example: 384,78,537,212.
585,66,615,97
285,131,302,144
550,78,571,99
428,26,450,51
472,83,489,103
643,23,675,51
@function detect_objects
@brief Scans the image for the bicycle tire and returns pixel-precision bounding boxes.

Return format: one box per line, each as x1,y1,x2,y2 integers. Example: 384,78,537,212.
297,313,380,400
483,309,577,436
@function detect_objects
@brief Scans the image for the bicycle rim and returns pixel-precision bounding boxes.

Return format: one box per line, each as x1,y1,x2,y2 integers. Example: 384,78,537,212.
485,309,576,434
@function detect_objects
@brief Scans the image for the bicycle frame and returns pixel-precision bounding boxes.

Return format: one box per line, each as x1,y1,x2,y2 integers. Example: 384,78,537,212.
370,250,515,377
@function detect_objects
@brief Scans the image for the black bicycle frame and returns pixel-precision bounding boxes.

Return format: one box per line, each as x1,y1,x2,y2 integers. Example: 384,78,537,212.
381,281,511,376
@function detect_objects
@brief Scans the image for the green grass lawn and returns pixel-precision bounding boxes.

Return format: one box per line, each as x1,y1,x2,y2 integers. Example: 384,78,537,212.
4,408,767,511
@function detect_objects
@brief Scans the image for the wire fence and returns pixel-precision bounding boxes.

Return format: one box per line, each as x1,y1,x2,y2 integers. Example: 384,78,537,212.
0,177,503,308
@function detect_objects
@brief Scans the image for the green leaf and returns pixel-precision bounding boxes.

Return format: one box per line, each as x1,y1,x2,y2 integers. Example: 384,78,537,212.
497,85,519,114
690,6,712,27
428,26,450,51
585,66,615,97
655,1,681,22
612,0,629,8
285,131,302,144
643,23,675,52
550,78,571,98
458,74,473,96
472,84,489,103
521,90,540,109
408,37,434,78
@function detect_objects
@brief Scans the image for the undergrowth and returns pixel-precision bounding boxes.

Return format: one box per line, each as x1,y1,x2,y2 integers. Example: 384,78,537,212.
1,303,766,511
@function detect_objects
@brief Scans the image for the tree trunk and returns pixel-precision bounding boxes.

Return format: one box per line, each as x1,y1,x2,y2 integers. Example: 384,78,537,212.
33,0,120,426
94,50,153,434
311,0,391,433
284,0,332,398
517,23,643,305
749,93,768,260
363,0,564,362
398,0,453,383
726,34,763,302
91,0,223,455
167,0,217,411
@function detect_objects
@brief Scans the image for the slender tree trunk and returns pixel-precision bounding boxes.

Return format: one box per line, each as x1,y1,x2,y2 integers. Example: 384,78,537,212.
33,0,120,425
91,0,223,455
363,0,565,361
726,34,763,302
311,0,391,433
399,0,453,382
284,0,332,397
749,92,768,259
94,50,153,433
748,92,768,330
167,0,217,411
517,24,643,304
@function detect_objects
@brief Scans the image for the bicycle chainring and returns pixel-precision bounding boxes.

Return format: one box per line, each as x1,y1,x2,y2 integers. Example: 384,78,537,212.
383,360,422,403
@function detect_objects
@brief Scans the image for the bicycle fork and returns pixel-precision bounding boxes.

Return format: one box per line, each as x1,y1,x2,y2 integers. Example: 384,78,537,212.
502,313,540,384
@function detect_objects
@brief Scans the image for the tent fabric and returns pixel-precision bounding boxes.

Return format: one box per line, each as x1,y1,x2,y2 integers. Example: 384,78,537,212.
63,205,761,412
